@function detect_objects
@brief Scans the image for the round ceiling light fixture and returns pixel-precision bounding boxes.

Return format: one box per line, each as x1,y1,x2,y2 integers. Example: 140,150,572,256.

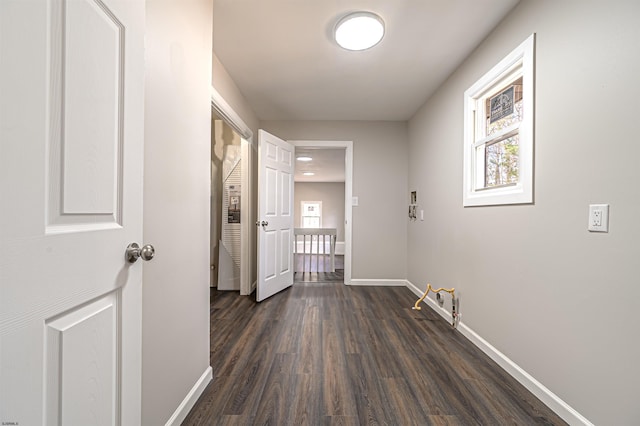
296,156,313,162
303,172,315,176
334,11,385,51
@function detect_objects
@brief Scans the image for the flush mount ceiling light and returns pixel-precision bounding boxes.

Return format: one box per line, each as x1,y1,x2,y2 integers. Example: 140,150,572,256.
303,172,315,176
334,11,385,51
296,156,313,162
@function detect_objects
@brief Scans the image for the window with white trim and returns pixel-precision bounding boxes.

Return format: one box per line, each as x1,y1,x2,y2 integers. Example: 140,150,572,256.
301,201,322,228
463,34,535,206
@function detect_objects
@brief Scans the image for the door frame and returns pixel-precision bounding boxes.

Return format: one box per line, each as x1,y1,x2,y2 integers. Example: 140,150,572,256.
211,87,254,295
290,140,353,285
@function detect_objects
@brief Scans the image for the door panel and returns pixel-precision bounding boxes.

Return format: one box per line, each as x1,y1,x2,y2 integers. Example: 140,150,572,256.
280,229,291,273
45,293,118,425
49,0,126,227
0,0,145,424
61,0,123,215
257,130,294,301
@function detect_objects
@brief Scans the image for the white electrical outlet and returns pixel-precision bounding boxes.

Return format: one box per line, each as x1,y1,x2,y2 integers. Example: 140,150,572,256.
588,204,609,232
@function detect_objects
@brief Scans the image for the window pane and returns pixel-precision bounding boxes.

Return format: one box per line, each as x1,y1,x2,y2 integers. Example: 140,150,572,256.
302,217,320,228
484,134,519,188
486,77,523,137
304,203,321,216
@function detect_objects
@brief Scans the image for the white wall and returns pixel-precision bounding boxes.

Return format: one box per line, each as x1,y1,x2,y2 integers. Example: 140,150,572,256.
407,1,640,424
212,53,260,136
294,182,345,241
143,1,212,424
262,121,408,280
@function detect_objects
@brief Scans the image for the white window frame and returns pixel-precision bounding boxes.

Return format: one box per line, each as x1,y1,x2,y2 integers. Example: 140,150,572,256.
301,201,322,228
463,34,535,207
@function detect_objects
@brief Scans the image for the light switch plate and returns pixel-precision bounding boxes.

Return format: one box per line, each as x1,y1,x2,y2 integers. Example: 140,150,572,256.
352,196,359,206
588,204,609,232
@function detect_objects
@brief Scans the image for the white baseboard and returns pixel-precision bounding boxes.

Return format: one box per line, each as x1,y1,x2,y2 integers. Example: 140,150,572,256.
165,366,213,426
405,280,593,426
295,241,345,255
349,279,407,286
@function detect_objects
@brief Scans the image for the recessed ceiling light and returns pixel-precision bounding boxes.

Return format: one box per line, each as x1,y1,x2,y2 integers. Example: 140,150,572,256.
303,172,315,176
297,156,313,162
334,11,385,51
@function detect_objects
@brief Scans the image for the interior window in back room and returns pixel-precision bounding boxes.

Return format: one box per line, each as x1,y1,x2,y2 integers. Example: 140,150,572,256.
301,201,322,228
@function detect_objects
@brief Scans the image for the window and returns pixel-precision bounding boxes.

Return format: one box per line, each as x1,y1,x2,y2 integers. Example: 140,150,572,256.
463,34,535,206
301,201,322,228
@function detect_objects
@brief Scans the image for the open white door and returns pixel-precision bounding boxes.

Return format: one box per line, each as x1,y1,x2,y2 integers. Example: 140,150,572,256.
257,130,294,301
0,0,145,424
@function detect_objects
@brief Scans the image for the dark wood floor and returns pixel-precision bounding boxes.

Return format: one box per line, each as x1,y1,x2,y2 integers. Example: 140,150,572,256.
295,254,344,283
183,283,566,425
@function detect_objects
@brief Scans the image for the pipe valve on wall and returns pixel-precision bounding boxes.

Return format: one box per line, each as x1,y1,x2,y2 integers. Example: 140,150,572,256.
412,283,459,328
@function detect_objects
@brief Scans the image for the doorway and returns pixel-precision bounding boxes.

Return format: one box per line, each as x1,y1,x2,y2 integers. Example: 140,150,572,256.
292,141,353,285
210,95,254,296
211,114,243,290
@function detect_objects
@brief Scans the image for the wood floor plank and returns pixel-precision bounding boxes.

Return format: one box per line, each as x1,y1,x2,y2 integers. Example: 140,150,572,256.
221,318,279,416
322,319,357,416
183,284,567,425
251,372,288,425
288,374,324,425
427,415,465,426
344,353,393,425
323,415,360,426
294,303,323,375
215,414,256,426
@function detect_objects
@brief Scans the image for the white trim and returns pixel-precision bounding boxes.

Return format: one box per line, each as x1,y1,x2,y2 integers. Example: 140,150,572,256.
463,34,535,207
211,86,253,141
405,280,593,426
164,366,213,426
349,279,407,287
291,140,353,285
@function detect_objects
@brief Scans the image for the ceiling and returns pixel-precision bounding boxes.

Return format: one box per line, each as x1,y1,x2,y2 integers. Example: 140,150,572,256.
212,0,521,122
294,148,345,183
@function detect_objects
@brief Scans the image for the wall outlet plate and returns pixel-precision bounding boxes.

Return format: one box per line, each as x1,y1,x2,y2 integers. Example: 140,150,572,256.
588,204,609,232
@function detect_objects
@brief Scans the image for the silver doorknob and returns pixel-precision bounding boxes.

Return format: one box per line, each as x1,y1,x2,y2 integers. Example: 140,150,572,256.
126,242,155,263
255,220,268,227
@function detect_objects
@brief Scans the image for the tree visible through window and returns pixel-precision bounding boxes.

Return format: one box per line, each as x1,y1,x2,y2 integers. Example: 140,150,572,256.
484,78,523,188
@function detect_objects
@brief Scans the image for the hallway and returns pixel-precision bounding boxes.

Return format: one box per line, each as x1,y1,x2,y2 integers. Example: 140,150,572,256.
183,283,564,425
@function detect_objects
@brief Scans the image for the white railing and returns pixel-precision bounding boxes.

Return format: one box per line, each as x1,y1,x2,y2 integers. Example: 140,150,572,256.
293,228,337,272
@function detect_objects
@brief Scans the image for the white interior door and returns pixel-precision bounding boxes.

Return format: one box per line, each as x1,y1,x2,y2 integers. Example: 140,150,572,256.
257,130,294,301
0,0,145,424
